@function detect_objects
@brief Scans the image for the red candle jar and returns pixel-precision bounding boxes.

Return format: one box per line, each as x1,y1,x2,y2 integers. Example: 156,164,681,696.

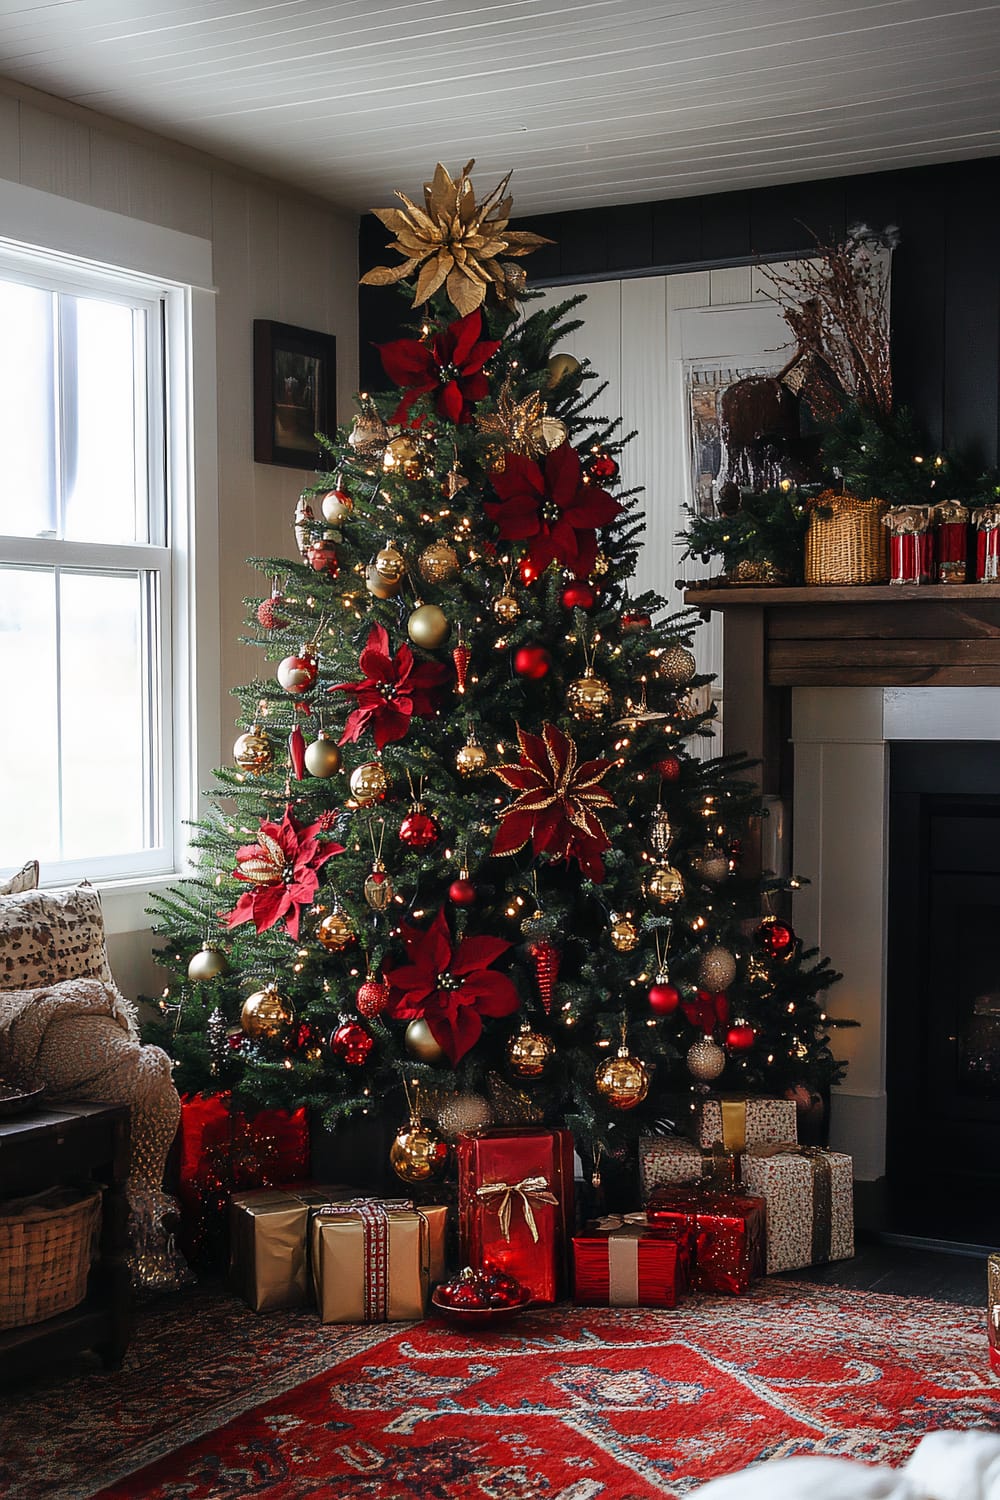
932,498,970,584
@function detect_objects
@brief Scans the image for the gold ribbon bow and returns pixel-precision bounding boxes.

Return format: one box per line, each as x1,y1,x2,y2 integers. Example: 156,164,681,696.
475,1175,558,1242
592,1212,646,1233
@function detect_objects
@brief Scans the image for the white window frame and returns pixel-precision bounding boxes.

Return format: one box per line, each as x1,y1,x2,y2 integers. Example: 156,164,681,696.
0,181,219,935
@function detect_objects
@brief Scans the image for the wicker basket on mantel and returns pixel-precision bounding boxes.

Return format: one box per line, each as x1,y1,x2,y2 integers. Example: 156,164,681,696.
804,489,890,585
0,1186,101,1329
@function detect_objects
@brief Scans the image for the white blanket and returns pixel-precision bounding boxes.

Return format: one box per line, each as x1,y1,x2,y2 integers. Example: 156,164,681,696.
693,1431,1000,1499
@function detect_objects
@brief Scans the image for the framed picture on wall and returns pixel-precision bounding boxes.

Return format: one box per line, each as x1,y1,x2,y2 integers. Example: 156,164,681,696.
253,320,337,469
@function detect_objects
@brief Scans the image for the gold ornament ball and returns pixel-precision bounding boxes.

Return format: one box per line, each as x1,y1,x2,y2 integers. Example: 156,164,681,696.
506,1023,555,1079
365,562,402,599
383,434,420,472
390,1118,447,1184
610,915,639,952
566,669,613,722
233,728,273,775
687,1035,726,1081
493,593,521,624
697,944,737,992
187,943,228,983
350,761,388,804
240,984,294,1039
418,540,460,585
545,352,582,389
304,733,342,778
374,542,407,584
456,739,489,777
404,1017,447,1064
316,909,355,951
591,551,610,577
646,864,685,907
407,602,450,649
657,643,697,689
320,488,354,525
594,1048,650,1110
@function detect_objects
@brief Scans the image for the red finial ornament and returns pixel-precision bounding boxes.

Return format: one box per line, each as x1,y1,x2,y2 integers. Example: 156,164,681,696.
527,939,560,1013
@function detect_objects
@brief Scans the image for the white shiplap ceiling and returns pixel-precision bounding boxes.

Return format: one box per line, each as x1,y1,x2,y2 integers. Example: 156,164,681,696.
1,0,999,214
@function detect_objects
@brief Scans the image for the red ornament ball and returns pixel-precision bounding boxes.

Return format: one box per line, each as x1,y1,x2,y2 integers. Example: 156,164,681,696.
329,1019,374,1066
756,917,796,958
561,581,596,611
306,538,339,576
356,976,390,1018
726,1023,755,1052
587,452,619,481
448,877,477,906
399,808,440,848
514,645,551,680
655,754,682,782
440,1280,488,1310
256,593,288,630
481,1268,523,1307
519,556,541,586
648,981,681,1016
276,652,318,694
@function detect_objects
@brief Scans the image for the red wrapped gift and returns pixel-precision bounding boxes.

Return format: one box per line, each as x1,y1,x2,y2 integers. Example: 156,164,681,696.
646,1185,765,1296
573,1212,686,1308
932,499,969,584
178,1091,310,1260
974,505,1000,582
456,1127,574,1306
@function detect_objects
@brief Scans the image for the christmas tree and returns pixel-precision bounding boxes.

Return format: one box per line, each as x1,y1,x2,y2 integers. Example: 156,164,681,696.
148,160,842,1189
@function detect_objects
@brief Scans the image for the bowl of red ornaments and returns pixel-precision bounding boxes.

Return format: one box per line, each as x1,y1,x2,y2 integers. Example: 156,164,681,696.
432,1265,531,1325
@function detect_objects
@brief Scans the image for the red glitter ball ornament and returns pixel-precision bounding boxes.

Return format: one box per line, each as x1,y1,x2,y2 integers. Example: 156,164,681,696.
399,806,440,849
329,1019,374,1066
648,981,681,1015
257,592,288,630
448,876,477,906
756,916,796,958
726,1023,755,1052
561,580,596,611
655,754,682,782
586,452,619,481
513,645,551,680
356,973,390,1018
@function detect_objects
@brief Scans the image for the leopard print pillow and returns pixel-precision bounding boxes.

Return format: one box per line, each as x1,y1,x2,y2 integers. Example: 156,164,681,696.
0,883,114,990
0,860,39,896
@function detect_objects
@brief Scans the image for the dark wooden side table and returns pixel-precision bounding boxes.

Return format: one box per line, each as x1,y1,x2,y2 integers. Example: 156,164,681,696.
0,1101,132,1378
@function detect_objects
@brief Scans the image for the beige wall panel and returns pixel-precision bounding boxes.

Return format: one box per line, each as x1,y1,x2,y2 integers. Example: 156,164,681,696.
88,129,131,216
18,102,90,199
0,94,20,182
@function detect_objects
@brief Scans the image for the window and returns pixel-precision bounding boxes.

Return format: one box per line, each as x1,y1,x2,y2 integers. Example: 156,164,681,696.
0,190,218,897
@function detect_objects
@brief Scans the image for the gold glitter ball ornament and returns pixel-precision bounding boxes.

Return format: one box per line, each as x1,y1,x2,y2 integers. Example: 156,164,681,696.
407,602,450,649
233,727,273,775
645,864,685,907
687,1035,726,1081
697,944,737,992
374,541,407,584
187,943,229,983
240,983,294,1039
390,1115,448,1183
316,908,356,951
506,1022,555,1079
594,1045,650,1110
656,643,697,689
418,541,460,585
566,668,612,722
350,761,388,804
493,593,520,624
404,1016,447,1064
609,914,639,953
436,1093,492,1138
304,733,342,778
689,843,730,883
347,412,389,457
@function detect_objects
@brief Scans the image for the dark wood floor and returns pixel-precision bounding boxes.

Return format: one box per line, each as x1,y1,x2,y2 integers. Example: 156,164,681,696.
784,1239,985,1305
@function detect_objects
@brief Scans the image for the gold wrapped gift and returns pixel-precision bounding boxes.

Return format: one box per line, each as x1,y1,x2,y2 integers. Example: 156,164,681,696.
310,1199,449,1324
230,1184,351,1313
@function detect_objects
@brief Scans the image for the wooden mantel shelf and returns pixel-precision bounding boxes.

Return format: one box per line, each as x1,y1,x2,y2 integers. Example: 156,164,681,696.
687,583,1000,607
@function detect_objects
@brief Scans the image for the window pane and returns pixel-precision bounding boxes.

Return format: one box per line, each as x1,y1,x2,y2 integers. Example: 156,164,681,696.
59,571,152,859
0,567,60,862
64,297,144,544
0,280,56,539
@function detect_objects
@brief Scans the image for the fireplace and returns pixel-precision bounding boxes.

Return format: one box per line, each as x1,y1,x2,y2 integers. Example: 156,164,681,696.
887,742,1000,1243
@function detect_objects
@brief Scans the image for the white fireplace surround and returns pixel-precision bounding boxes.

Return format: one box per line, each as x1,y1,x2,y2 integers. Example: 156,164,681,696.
793,686,1000,1180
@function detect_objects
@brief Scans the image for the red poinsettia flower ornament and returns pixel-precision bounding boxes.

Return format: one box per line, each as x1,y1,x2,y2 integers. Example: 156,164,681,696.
379,310,501,425
224,807,344,940
492,722,616,882
384,908,519,1065
484,442,622,580
682,989,731,1032
330,623,450,751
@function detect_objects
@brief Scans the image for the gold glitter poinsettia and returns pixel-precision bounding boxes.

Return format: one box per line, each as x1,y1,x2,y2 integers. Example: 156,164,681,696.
360,160,552,317
475,378,568,469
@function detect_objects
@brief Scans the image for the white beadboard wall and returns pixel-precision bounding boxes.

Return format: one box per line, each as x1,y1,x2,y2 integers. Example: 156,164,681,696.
0,84,359,996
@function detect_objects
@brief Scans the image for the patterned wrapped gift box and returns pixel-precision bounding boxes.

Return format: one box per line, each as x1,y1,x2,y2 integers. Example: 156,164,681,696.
573,1213,686,1309
310,1198,449,1324
646,1185,766,1296
989,1254,1000,1374
697,1094,798,1152
639,1135,737,1196
741,1145,854,1274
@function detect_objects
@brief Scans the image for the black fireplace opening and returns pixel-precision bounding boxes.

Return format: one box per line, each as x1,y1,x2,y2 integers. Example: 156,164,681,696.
887,741,1000,1245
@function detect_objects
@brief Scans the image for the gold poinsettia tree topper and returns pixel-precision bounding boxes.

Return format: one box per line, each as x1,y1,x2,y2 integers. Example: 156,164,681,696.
360,160,551,317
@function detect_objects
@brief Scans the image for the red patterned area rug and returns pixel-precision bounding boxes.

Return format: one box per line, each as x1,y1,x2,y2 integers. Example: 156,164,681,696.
3,1281,996,1500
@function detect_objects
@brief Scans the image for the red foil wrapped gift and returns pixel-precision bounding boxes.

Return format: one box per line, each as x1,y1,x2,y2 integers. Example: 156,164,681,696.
573,1212,687,1308
932,499,970,584
646,1185,765,1296
973,505,1000,582
456,1127,574,1305
884,505,934,585
178,1091,310,1260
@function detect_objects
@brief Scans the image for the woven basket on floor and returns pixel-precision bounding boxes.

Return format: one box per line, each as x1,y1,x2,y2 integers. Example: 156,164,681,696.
0,1186,102,1329
804,489,889,585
